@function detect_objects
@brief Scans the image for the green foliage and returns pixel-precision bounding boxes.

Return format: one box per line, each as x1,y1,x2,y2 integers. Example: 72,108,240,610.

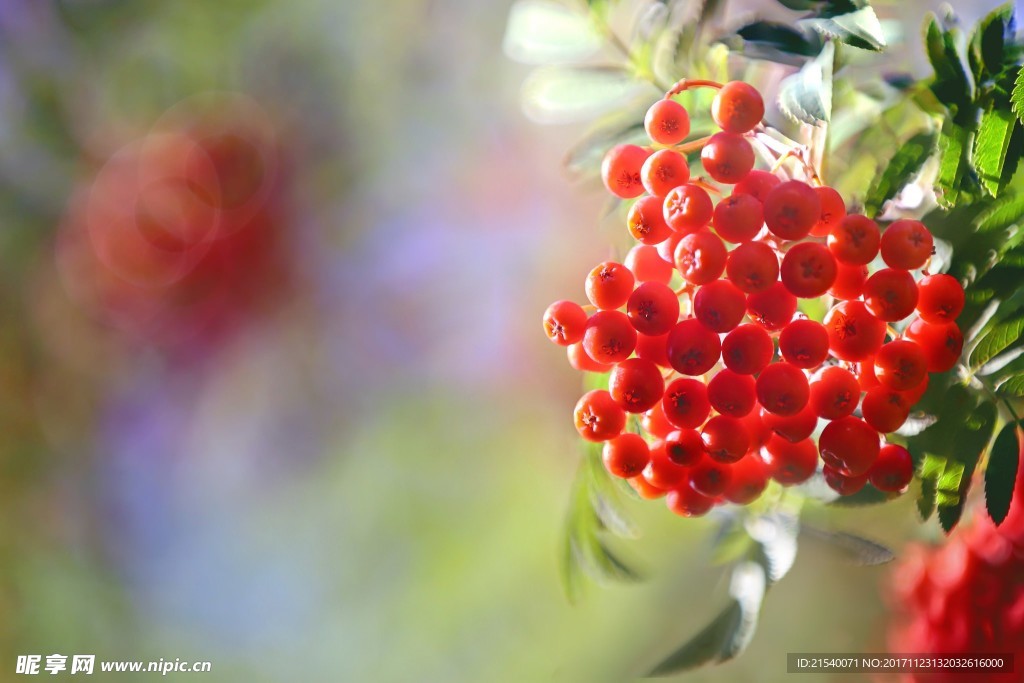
778,42,834,124
799,526,894,565
864,132,936,217
970,309,1024,370
985,422,1021,525
799,7,886,52
974,108,1017,196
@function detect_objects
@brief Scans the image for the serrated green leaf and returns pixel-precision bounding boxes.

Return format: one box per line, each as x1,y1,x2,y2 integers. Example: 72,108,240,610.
968,3,1015,83
800,7,886,51
826,483,896,506
503,0,603,65
970,309,1024,369
985,422,1021,525
937,400,997,533
925,16,972,115
778,42,833,125
974,108,1017,196
975,192,1024,231
936,124,969,208
864,132,936,217
648,562,766,675
937,501,964,531
917,456,941,520
736,22,820,57
998,375,1024,396
1012,66,1024,124
747,512,798,584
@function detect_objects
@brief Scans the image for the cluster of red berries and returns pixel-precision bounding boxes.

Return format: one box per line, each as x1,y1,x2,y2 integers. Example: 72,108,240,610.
888,440,1024,682
542,80,968,517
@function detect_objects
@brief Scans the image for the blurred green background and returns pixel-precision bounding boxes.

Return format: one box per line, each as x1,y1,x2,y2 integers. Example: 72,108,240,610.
0,1,1005,681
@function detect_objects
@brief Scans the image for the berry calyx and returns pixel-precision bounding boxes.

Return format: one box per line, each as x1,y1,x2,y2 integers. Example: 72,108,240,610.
700,132,755,184
763,180,821,240
603,433,650,478
641,149,690,198
543,300,588,346
601,144,651,199
609,357,665,413
585,261,635,309
645,99,691,146
574,389,627,442
880,219,933,270
711,81,765,134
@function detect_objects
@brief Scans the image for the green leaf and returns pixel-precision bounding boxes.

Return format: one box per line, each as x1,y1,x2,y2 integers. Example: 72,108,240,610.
985,422,1021,525
925,16,972,115
648,562,766,675
917,466,938,520
970,308,1024,369
520,66,655,124
968,3,1015,83
826,483,897,506
938,400,997,533
735,22,820,58
998,375,1024,396
747,512,798,584
864,132,936,217
503,0,603,65
1012,66,1024,124
936,123,970,208
778,42,834,125
973,108,1017,196
800,7,886,51
974,192,1024,231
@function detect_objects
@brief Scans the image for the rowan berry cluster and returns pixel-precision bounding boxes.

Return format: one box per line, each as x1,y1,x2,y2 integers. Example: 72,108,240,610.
542,79,966,517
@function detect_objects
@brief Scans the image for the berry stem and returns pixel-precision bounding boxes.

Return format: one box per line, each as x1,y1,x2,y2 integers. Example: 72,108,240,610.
673,135,714,155
664,79,724,98
690,177,722,196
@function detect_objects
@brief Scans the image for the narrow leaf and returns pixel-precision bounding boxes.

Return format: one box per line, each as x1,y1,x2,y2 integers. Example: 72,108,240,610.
975,192,1024,232
968,3,1015,83
521,66,655,124
936,124,969,208
973,108,1017,196
925,16,972,113
970,309,1024,369
998,375,1024,396
503,0,603,65
1013,65,1024,124
985,422,1021,525
800,7,886,51
864,132,936,217
800,526,895,565
778,42,834,125
736,22,820,57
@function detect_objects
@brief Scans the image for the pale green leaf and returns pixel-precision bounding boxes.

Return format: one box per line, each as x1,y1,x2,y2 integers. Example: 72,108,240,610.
503,0,602,65
778,42,833,125
799,7,886,51
973,108,1017,196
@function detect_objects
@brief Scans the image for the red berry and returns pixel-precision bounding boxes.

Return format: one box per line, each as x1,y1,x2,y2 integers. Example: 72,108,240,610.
693,278,745,332
574,389,627,442
823,465,868,496
627,281,680,336
712,192,764,244
905,318,963,373
603,433,650,478
626,244,674,285
641,149,690,198
656,232,683,263
635,332,671,368
732,170,780,202
567,341,613,373
701,132,755,184
742,407,772,448
674,230,727,285
666,318,721,375
688,454,732,496
869,444,914,492
707,369,756,418
723,453,769,504
874,340,927,392
881,219,933,270
601,144,651,199
664,429,704,466
711,81,765,134
819,416,880,476
828,214,880,265
756,362,810,416
824,300,886,362
857,357,879,391
780,241,838,298
808,366,860,420
582,310,637,364
645,99,690,145
664,184,713,234
665,485,715,517
829,262,868,300
662,377,711,429
543,300,588,346
746,281,797,330
779,319,829,369
585,261,635,310
609,357,665,413
702,414,750,462
810,185,846,238
722,323,774,375
726,240,778,293
763,180,820,240
762,435,818,485
627,195,672,245
902,372,929,406
861,386,911,433
916,273,965,324
643,441,689,489
863,268,919,322
629,475,666,499
761,404,818,443
642,402,674,438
